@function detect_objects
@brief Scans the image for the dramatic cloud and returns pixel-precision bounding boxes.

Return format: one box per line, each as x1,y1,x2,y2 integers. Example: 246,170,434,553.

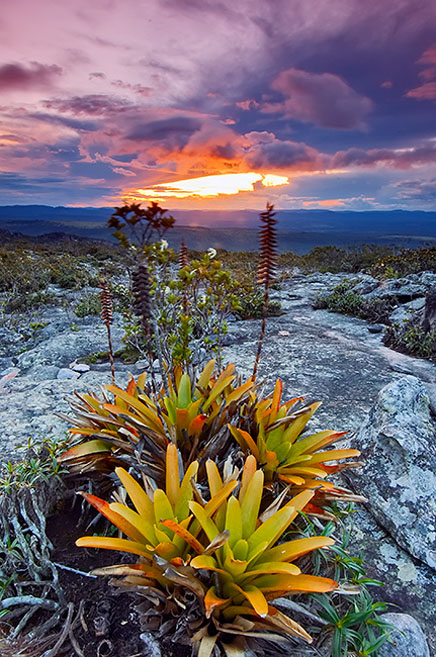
263,68,372,129
243,131,325,170
0,0,436,207
0,62,62,90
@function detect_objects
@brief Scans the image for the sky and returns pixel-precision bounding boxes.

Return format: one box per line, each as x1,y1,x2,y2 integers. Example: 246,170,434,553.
1,0,436,211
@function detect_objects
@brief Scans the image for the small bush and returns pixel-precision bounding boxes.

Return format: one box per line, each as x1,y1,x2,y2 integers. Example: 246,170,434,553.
73,292,101,317
234,288,282,319
314,280,395,324
384,319,436,361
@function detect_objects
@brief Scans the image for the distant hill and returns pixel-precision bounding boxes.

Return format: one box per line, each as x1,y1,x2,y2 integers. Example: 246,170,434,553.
1,205,436,253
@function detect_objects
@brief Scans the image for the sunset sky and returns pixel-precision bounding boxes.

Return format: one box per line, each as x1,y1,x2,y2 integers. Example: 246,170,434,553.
1,0,436,210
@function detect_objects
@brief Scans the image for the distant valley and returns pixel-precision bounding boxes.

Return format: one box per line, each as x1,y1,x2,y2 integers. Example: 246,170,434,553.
1,205,436,254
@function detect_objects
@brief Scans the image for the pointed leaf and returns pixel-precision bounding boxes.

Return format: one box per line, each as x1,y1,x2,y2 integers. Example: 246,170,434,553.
165,444,180,508
241,470,264,538
76,536,150,558
115,467,154,522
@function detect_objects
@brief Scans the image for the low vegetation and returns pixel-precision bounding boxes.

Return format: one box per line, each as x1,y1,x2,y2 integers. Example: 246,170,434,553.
384,319,436,361
313,280,396,324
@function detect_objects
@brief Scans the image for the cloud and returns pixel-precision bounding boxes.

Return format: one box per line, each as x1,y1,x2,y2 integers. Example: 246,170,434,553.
0,62,62,90
126,117,202,149
331,143,436,169
303,198,346,207
262,67,372,129
394,178,436,202
406,43,436,98
243,131,325,170
30,112,99,131
43,94,135,116
406,81,436,100
111,79,152,97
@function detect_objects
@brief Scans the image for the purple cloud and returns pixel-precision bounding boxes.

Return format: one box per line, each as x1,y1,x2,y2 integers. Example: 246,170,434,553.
262,67,372,129
243,131,323,169
43,94,134,116
332,143,436,169
395,178,436,202
0,62,62,90
126,117,202,148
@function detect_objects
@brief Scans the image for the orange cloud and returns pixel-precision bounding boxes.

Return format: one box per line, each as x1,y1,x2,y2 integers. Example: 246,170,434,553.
303,198,346,207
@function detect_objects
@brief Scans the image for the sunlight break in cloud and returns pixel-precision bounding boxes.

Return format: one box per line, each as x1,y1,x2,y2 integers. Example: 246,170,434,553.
133,172,289,200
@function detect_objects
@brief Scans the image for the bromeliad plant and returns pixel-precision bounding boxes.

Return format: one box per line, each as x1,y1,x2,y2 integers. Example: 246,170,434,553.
229,379,364,517
59,359,257,482
77,448,338,656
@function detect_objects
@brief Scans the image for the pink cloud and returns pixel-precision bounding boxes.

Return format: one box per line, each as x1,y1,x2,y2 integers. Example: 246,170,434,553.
406,81,436,100
0,62,62,90
263,67,372,129
236,99,260,111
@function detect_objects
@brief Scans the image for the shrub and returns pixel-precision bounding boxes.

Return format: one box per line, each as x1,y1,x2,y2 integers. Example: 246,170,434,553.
370,246,436,278
73,292,101,317
313,280,395,324
384,319,436,361
234,288,282,319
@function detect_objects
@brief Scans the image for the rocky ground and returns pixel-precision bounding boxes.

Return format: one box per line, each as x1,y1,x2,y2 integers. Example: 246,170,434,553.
0,270,435,655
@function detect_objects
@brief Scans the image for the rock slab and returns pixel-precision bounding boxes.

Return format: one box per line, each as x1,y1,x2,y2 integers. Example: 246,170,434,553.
348,376,436,571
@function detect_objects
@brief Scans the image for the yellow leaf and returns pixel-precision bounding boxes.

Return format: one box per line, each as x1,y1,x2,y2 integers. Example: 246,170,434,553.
76,536,151,558
160,518,203,553
239,455,257,503
165,444,180,508
115,467,154,522
196,359,216,390
307,448,361,464
109,502,157,545
232,584,268,617
257,536,335,564
206,459,223,497
241,470,264,539
204,586,230,619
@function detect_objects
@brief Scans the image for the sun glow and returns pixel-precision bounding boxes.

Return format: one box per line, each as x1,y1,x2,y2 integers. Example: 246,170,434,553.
131,172,289,200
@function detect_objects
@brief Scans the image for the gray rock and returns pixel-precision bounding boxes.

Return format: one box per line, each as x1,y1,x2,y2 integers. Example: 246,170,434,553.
347,507,436,651
133,359,149,372
368,323,385,333
347,376,436,570
70,362,90,373
32,366,60,381
424,383,436,415
17,320,124,371
367,278,426,302
389,297,426,324
57,368,81,380
378,613,430,657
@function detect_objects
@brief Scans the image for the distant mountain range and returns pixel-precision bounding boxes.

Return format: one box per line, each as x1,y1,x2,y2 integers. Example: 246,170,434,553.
1,205,435,254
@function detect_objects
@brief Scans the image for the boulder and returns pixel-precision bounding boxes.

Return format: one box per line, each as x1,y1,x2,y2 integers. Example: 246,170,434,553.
347,376,436,570
367,278,426,302
389,297,425,324
421,288,436,333
378,613,430,657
